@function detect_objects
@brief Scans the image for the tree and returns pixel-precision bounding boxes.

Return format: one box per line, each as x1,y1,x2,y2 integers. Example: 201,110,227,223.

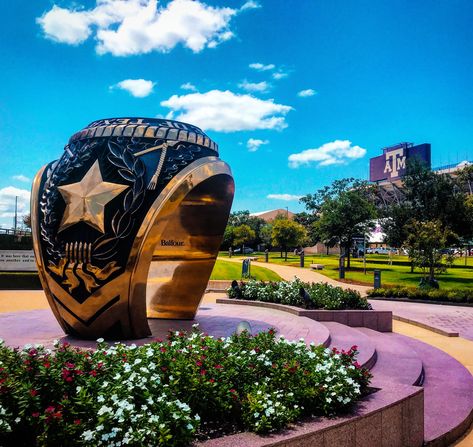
405,220,455,286
382,161,472,252
22,213,31,229
259,224,273,249
457,164,473,195
293,211,319,246
233,225,256,252
227,210,266,246
271,219,306,261
402,161,470,239
301,179,377,269
222,225,235,250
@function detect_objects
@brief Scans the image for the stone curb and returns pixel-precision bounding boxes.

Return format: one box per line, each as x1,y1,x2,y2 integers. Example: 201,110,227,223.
216,298,393,332
392,315,459,337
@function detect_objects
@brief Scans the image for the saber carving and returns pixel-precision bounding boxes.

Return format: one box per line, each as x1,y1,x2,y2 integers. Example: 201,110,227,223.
31,118,234,339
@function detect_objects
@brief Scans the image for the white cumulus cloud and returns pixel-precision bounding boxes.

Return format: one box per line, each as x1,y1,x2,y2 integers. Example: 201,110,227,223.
297,88,316,97
238,80,270,93
180,82,197,91
272,71,288,80
267,194,302,201
0,187,31,221
161,89,292,132
112,79,155,97
37,0,242,56
288,140,367,168
12,175,31,183
249,62,275,71
247,138,269,152
240,1,261,11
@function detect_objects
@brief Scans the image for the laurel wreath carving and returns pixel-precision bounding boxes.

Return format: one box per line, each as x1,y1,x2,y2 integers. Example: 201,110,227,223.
40,141,96,261
92,140,146,260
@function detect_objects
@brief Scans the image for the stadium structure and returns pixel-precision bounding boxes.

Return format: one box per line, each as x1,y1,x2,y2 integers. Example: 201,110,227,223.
370,142,472,207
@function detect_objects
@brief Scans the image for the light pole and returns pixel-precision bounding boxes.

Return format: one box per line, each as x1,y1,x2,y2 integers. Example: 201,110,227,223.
14,196,18,235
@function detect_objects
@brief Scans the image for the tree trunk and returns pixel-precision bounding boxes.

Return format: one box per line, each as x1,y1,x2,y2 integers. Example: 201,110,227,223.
346,245,351,270
429,254,435,282
410,261,414,273
284,245,287,261
280,247,283,258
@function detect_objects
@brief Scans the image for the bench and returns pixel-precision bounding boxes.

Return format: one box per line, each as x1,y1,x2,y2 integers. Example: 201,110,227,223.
247,257,258,261
310,264,324,270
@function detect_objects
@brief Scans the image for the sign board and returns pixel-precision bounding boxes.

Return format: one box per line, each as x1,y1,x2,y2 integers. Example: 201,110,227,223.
242,259,251,278
0,250,37,271
369,143,431,183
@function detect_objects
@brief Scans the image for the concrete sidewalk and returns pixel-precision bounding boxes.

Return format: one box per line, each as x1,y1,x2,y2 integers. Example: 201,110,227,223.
221,256,371,295
371,299,473,341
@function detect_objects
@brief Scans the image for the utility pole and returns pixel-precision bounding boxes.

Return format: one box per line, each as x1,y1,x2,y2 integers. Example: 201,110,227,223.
286,206,288,218
14,196,18,235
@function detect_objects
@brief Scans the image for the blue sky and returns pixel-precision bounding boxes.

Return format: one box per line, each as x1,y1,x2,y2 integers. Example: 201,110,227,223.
1,0,472,228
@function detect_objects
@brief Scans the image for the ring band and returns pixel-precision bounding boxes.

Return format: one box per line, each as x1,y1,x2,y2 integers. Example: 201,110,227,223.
31,118,234,339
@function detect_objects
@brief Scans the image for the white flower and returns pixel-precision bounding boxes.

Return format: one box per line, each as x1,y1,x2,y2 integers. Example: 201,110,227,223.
82,430,95,441
96,338,104,343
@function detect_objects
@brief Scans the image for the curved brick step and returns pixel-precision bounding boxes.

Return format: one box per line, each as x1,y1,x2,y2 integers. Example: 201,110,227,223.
399,334,473,447
356,328,424,387
203,304,331,347
320,322,377,369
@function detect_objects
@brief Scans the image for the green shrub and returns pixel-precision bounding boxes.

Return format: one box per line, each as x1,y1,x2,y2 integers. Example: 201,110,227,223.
0,329,370,446
367,286,473,304
228,279,371,310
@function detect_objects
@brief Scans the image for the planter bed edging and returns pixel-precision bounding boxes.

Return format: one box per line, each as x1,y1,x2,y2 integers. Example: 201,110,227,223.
216,298,393,332
198,385,424,447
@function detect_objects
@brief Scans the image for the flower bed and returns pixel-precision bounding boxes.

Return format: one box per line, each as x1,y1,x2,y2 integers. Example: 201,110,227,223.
0,328,370,446
228,278,371,310
367,286,473,304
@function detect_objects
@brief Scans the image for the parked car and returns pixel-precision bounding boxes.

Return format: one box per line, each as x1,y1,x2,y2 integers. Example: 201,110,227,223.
233,247,254,254
367,247,393,255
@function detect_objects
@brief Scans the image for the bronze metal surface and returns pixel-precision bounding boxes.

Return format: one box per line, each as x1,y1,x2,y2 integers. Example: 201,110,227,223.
31,118,233,339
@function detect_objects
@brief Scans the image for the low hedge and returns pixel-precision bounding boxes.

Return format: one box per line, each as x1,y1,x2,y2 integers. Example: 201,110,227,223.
367,286,473,304
0,272,42,290
228,278,371,310
0,328,370,446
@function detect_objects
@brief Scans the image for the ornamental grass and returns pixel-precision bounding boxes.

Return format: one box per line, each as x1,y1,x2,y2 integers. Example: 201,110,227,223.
0,327,370,446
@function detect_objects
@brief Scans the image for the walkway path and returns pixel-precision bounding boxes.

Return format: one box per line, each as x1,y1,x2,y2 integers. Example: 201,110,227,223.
221,257,371,295
371,299,473,341
393,320,473,446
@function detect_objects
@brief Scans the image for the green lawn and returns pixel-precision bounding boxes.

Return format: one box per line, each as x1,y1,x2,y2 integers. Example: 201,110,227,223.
210,259,282,281
219,252,473,290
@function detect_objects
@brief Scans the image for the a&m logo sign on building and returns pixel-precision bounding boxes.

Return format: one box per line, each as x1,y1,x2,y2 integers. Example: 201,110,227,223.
369,143,431,183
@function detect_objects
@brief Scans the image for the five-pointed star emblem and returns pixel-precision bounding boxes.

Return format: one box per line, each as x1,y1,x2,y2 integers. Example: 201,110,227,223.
57,160,128,233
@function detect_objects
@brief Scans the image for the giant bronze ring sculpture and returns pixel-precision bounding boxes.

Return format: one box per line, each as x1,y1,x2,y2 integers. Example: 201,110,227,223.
31,118,234,339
